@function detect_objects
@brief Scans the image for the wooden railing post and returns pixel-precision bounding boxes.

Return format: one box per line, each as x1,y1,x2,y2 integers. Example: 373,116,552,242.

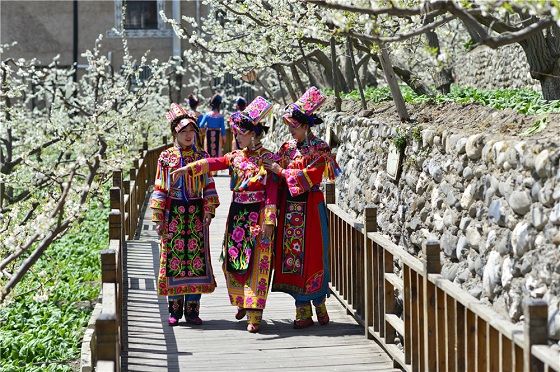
100,249,117,284
113,171,125,246
129,163,138,239
325,182,335,204
122,179,130,239
363,206,377,339
109,185,123,351
524,299,547,372
95,281,119,372
423,240,441,372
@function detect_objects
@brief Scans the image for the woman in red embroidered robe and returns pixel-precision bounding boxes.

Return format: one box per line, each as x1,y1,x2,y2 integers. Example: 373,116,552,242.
264,87,340,329
172,96,277,333
151,103,220,327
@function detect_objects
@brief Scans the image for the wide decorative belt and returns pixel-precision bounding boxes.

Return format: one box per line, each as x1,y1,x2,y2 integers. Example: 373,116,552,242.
169,188,202,200
233,190,265,204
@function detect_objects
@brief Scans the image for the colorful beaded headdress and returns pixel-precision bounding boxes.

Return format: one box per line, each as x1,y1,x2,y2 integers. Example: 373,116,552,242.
230,96,273,135
165,103,198,133
283,86,326,128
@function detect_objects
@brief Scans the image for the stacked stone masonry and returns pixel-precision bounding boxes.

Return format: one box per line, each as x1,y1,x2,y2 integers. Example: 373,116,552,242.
454,44,541,91
264,109,560,345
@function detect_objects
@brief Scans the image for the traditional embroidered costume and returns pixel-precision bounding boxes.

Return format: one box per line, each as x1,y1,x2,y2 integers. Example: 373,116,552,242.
199,95,226,158
185,97,278,332
150,103,220,326
271,87,341,328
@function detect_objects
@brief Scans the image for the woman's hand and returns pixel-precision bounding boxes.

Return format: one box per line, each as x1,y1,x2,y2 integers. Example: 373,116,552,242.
155,221,166,236
170,164,192,178
203,212,212,227
263,159,283,175
262,224,274,240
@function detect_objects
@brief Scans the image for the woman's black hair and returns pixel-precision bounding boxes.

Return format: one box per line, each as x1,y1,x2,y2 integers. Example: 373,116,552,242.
236,97,247,111
236,119,268,136
187,94,199,110
291,109,323,127
210,94,223,111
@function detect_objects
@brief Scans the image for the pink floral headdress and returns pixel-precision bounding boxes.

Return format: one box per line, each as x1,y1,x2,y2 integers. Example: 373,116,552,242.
165,103,198,133
283,86,326,128
230,96,272,135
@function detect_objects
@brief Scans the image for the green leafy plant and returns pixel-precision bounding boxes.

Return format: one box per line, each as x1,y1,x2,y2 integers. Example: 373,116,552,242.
393,127,408,152
327,85,560,115
0,192,107,371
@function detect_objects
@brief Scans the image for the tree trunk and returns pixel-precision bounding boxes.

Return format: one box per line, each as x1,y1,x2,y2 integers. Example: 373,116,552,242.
343,53,356,91
298,41,319,87
273,67,288,106
540,60,560,100
379,45,410,121
274,65,298,102
309,50,335,87
347,36,367,109
519,23,560,100
289,64,306,94
392,66,434,96
424,14,454,94
357,54,377,87
330,37,342,111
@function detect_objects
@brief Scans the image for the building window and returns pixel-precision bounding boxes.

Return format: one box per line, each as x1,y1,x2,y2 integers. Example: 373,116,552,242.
108,0,173,38
124,1,158,30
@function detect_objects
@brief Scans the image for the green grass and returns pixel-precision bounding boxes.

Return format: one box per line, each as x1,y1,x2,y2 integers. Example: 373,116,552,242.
0,193,108,371
326,85,560,115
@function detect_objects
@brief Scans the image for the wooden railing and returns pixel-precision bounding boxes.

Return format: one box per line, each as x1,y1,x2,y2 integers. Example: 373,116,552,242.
79,139,169,371
324,182,560,372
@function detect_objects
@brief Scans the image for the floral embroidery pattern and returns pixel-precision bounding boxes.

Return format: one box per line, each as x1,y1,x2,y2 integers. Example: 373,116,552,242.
227,149,276,192
281,201,306,274
305,270,324,294
164,203,206,278
293,86,326,114
225,208,260,273
233,191,265,204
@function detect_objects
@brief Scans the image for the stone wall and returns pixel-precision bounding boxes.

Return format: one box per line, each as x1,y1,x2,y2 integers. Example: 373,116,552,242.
454,44,541,91
263,106,560,342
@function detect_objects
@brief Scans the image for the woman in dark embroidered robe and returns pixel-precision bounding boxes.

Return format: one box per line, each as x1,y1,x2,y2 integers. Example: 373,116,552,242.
151,103,220,326
199,94,226,159
264,87,341,329
172,96,277,333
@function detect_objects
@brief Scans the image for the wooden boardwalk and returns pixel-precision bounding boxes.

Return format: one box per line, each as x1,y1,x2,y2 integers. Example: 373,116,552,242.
122,176,398,371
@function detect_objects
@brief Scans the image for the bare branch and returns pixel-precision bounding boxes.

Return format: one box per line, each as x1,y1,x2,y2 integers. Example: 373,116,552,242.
307,0,422,17
219,0,267,27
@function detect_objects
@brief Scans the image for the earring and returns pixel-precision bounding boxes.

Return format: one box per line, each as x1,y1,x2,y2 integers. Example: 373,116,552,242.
251,136,255,148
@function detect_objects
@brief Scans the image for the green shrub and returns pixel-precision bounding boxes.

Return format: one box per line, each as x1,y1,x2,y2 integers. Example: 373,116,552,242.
0,193,107,371
327,85,560,115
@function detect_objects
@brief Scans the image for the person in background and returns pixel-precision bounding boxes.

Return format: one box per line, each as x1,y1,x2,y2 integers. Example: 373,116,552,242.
171,96,278,333
230,96,247,151
186,94,204,146
151,103,220,327
186,94,203,124
199,94,227,159
263,87,341,329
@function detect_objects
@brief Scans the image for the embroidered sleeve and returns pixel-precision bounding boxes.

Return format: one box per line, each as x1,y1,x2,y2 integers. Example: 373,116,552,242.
150,151,169,222
280,155,327,197
207,156,231,171
203,175,220,216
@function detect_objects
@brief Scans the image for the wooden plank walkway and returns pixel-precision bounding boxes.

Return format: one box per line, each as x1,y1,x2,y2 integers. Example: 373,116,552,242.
122,176,398,371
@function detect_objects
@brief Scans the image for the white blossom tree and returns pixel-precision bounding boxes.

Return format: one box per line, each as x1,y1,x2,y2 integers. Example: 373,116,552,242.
0,36,175,302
